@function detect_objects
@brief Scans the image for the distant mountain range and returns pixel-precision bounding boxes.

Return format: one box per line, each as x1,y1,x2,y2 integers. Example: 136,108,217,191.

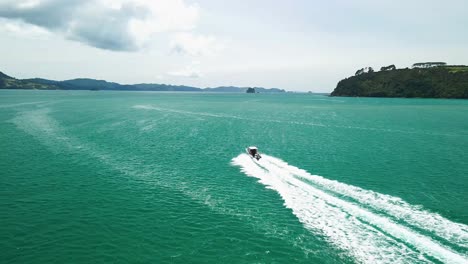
0,71,285,93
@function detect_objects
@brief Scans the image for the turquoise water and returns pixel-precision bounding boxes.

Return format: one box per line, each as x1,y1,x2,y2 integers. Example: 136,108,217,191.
1,90,467,263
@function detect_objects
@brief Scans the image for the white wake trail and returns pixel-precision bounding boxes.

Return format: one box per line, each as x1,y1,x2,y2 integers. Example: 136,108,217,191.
232,154,468,264
132,105,246,119
133,104,461,137
0,101,46,108
265,156,468,249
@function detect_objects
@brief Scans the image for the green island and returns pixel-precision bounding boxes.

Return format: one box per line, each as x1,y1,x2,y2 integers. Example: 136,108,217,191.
0,71,285,93
246,87,256,93
331,62,468,99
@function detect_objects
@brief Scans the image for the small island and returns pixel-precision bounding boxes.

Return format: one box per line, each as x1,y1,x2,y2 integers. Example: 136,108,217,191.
331,62,468,99
246,87,256,93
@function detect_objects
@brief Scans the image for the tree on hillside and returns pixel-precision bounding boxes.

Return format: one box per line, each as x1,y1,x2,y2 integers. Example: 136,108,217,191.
380,65,396,71
355,68,365,76
355,67,374,75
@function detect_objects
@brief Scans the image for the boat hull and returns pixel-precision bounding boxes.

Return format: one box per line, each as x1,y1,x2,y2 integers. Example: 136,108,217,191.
246,148,262,160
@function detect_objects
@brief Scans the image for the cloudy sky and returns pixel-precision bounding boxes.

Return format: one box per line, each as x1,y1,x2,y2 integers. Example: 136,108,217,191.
1,0,467,92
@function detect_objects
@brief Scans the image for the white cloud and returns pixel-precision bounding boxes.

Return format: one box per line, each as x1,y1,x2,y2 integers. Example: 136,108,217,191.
170,32,225,56
0,0,201,51
167,61,202,78
16,0,42,9
0,18,50,38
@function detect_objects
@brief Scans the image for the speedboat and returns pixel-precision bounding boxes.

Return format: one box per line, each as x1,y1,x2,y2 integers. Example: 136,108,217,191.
246,146,262,160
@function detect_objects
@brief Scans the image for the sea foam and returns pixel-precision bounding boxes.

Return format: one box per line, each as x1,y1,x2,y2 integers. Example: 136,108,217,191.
232,154,468,264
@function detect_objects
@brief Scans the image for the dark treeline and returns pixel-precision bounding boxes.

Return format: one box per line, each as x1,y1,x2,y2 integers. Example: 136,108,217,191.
331,65,468,99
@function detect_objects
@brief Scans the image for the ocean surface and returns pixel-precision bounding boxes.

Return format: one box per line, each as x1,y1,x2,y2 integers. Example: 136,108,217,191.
1,90,467,264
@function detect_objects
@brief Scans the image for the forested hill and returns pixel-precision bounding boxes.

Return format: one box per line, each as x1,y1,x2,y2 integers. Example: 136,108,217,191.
0,71,285,93
331,65,468,99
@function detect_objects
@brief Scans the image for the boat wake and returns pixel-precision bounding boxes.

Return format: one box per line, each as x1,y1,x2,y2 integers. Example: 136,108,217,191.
232,153,468,264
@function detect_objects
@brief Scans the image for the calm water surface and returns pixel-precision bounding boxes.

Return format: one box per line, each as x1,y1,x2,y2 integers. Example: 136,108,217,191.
1,90,467,263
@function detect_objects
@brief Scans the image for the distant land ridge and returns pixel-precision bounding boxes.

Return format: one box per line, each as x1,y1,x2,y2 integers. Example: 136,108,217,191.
331,63,468,99
0,71,285,93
